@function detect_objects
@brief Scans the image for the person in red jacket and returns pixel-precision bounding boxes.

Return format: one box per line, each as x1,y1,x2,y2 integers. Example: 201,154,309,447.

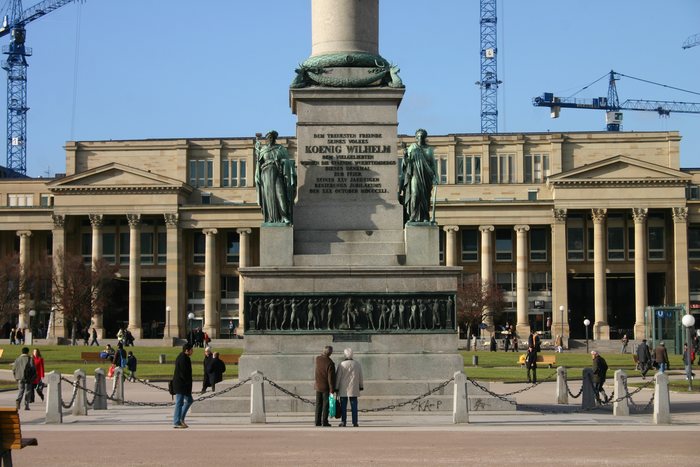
32,348,45,402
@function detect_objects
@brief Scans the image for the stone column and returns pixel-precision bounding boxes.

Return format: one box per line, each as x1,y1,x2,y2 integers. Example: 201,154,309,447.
479,225,495,334
672,207,689,309
632,208,648,339
89,214,105,337
164,213,183,338
311,0,378,57
443,225,460,267
16,230,31,329
203,228,218,338
551,209,569,343
237,228,252,336
51,215,67,338
591,209,609,340
127,214,142,339
515,225,530,338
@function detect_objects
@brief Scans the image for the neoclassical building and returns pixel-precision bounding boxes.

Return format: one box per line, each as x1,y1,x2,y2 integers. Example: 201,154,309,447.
1,130,698,340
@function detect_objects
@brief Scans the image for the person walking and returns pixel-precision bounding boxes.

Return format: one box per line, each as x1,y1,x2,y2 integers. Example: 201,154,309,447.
314,345,336,427
591,350,609,404
172,343,194,428
525,346,537,384
126,351,138,382
206,352,226,391
636,338,652,378
89,327,99,346
31,348,45,402
200,347,213,393
335,348,364,427
12,347,34,410
654,341,670,373
620,334,629,354
683,343,695,381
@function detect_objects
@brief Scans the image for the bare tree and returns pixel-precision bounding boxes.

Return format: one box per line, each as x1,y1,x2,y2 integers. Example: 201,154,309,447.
52,252,118,342
0,253,21,328
456,274,505,338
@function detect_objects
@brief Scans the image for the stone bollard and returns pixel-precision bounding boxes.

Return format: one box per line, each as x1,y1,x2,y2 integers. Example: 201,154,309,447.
581,368,596,410
114,367,125,405
556,366,568,405
613,369,629,416
72,369,88,416
452,371,469,424
45,370,63,424
94,368,108,410
653,371,671,424
250,371,266,424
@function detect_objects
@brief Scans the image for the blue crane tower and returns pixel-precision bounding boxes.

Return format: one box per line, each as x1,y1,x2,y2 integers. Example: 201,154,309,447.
476,0,500,133
0,0,82,176
532,70,700,131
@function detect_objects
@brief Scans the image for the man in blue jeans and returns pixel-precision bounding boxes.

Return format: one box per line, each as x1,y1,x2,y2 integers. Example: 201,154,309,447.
172,343,194,428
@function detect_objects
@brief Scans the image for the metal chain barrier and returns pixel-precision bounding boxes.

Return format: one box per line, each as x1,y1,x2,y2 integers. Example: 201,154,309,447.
565,378,584,399
133,377,171,393
467,377,518,408
262,377,316,406
59,376,80,409
620,377,656,412
491,371,558,397
359,377,455,413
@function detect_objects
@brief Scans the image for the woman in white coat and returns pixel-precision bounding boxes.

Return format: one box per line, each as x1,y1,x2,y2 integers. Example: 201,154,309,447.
335,348,364,427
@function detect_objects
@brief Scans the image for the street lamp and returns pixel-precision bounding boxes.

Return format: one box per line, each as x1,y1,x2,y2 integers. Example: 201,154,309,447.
187,312,195,343
682,313,696,391
583,318,591,354
28,309,36,345
559,305,565,351
165,306,171,338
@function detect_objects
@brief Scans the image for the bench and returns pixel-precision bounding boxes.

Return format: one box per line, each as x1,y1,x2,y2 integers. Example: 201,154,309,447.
218,354,240,365
518,354,557,368
0,407,38,465
81,351,110,363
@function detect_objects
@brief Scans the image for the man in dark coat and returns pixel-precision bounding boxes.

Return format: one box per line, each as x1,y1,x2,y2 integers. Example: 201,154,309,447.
314,345,336,427
172,343,194,428
206,352,226,391
200,347,213,393
525,346,537,384
654,342,670,373
636,338,652,378
591,350,609,404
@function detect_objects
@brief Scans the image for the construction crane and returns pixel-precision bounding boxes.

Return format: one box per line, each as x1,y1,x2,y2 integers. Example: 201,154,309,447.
0,0,82,176
683,33,700,50
532,70,700,131
475,0,501,133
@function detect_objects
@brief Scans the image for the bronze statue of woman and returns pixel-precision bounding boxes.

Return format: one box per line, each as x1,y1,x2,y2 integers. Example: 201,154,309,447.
254,130,296,224
399,129,437,223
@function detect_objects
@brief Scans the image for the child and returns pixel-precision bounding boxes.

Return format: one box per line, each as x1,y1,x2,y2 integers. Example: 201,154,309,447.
126,351,138,382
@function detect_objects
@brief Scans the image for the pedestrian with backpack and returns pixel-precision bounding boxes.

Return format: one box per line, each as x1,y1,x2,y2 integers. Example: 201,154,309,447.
12,347,34,410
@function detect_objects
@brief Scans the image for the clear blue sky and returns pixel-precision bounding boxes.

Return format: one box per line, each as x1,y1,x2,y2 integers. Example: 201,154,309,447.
1,0,699,177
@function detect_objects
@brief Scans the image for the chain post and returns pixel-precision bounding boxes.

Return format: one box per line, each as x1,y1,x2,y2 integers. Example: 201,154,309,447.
653,371,671,424
45,370,63,424
250,371,266,424
94,368,108,410
556,366,568,404
114,367,125,405
581,368,596,410
453,371,468,424
612,369,629,416
72,369,88,416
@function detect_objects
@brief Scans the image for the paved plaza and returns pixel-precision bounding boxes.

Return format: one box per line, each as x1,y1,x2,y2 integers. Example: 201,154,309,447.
2,371,699,466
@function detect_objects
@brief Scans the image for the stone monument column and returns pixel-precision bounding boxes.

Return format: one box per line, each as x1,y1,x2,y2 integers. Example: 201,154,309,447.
51,215,67,338
632,208,648,339
479,225,495,334
673,207,690,308
514,225,530,337
551,209,568,342
164,213,184,338
591,208,609,340
16,230,31,329
443,225,459,266
311,0,378,56
236,228,252,336
203,228,218,338
89,214,105,338
127,214,142,339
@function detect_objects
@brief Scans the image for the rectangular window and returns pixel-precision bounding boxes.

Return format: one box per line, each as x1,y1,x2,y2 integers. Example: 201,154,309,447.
456,155,481,184
648,226,665,260
689,226,700,260
40,194,54,207
489,154,514,184
461,229,478,262
439,229,445,265
495,228,513,261
102,233,116,264
687,185,700,200
7,194,33,207
119,232,129,265
587,227,594,261
141,232,154,265
528,190,538,201
691,271,700,294
193,232,205,264
222,159,247,187
524,154,550,183
226,231,240,264
529,272,551,292
81,233,92,264
607,227,625,261
437,156,447,184
157,232,167,265
496,272,515,292
187,275,205,300
220,275,240,299
567,217,584,261
530,228,548,261
628,226,635,260
188,159,213,187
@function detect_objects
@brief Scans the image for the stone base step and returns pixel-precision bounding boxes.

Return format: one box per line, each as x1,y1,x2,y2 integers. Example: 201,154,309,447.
293,253,403,266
